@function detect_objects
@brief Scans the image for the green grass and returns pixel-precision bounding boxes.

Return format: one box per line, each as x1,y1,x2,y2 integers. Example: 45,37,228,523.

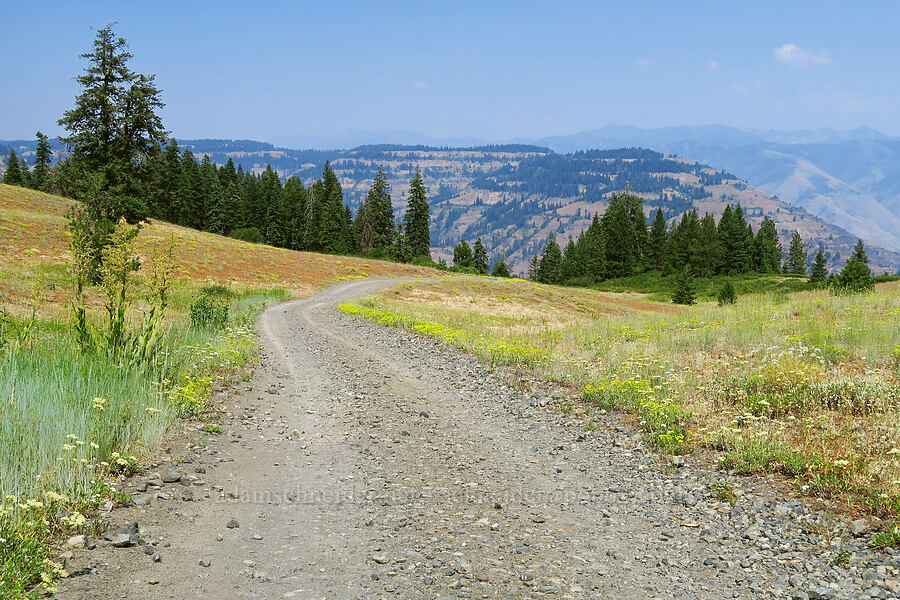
0,284,286,598
590,271,815,302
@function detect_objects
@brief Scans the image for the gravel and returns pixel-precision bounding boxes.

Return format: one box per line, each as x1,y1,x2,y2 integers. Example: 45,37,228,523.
55,280,900,600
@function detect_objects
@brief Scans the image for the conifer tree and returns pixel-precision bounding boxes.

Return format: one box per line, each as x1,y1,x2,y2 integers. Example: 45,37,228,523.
282,177,306,250
175,149,199,227
453,239,473,268
578,214,606,282
58,24,166,221
472,238,490,274
753,216,782,273
719,204,752,274
695,212,722,277
343,204,358,254
404,168,430,259
491,255,512,278
527,253,540,280
717,280,737,306
646,208,668,271
535,236,563,284
220,182,243,237
389,221,407,262
785,231,807,275
601,192,647,278
835,239,874,293
671,265,697,305
357,168,393,253
3,150,22,185
669,209,701,272
809,247,828,285
319,161,347,253
560,238,580,282
32,132,53,191
260,165,284,246
17,157,32,188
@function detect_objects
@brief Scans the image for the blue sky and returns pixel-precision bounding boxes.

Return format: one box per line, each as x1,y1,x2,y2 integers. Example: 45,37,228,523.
2,1,899,142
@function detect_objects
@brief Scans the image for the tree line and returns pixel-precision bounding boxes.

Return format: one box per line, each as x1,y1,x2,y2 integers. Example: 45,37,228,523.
528,191,871,292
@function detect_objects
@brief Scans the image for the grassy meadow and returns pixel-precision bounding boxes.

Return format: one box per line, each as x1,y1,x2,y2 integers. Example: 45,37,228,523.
340,275,900,528
0,183,430,597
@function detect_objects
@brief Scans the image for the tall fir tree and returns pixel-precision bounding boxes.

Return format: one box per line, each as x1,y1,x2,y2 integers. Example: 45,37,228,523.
672,265,697,305
452,239,473,268
357,167,394,253
220,182,244,237
753,216,782,273
32,132,53,191
695,212,723,277
318,161,347,253
404,167,430,259
560,238,580,282
57,23,166,221
472,238,490,274
785,231,807,274
601,192,647,278
2,150,22,185
527,253,540,280
646,208,668,271
535,236,563,284
282,177,306,250
18,157,32,188
835,239,874,293
809,247,828,285
578,214,606,282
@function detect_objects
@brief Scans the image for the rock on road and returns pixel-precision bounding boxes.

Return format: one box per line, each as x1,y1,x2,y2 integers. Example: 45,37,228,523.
57,280,900,599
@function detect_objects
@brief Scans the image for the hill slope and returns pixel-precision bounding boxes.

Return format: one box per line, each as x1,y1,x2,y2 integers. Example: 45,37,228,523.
3,140,898,275
160,141,899,274
536,125,900,254
0,184,431,314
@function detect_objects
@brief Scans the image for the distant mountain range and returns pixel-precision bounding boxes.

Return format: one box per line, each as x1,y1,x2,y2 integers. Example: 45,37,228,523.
270,126,900,255
2,130,899,274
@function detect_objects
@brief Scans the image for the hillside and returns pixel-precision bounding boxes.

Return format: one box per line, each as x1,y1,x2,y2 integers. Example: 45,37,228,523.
535,125,900,254
3,140,898,275
167,142,899,274
0,184,431,315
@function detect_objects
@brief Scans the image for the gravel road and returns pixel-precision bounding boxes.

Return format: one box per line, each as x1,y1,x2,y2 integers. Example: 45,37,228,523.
57,280,899,599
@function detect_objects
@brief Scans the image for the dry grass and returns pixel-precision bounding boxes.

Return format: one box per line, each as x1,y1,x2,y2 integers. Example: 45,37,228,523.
0,183,433,316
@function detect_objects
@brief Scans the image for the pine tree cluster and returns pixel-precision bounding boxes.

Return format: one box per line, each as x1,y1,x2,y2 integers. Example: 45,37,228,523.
530,192,796,285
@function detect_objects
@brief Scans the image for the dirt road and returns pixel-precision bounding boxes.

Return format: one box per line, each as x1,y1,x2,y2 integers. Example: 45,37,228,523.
57,280,898,599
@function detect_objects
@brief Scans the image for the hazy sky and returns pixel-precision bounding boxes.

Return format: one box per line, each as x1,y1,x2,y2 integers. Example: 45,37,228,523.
3,1,899,142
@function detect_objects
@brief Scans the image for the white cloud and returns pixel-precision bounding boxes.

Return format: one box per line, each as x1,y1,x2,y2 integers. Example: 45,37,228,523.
411,80,428,90
633,58,653,69
707,60,719,70
774,43,831,67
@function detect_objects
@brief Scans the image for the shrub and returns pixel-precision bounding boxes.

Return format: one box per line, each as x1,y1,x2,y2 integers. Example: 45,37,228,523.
672,266,696,305
229,227,262,244
189,296,229,330
717,280,737,306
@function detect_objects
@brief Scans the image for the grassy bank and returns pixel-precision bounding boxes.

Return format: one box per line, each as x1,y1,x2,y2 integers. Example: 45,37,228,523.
339,275,900,531
0,282,285,597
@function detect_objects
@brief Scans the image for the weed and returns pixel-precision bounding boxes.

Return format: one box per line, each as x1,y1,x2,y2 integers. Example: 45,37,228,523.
202,424,223,434
833,550,851,567
710,481,737,505
190,296,229,330
870,526,900,549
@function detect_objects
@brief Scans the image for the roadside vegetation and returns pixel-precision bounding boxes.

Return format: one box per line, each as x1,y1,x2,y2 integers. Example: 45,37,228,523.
340,275,900,536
